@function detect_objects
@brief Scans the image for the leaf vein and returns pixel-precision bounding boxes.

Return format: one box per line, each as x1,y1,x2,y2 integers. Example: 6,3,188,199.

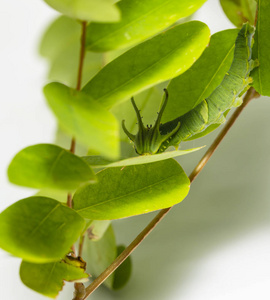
29,203,61,237
95,40,196,103
77,174,182,211
49,150,66,182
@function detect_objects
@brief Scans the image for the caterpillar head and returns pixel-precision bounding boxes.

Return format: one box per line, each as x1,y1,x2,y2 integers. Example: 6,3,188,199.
122,89,180,155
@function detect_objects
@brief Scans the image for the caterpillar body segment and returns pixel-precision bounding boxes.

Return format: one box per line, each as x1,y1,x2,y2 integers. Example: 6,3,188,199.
158,23,258,152
122,23,258,155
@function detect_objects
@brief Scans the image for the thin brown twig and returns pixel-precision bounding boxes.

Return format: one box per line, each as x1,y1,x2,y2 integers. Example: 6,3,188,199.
70,137,76,154
66,21,87,211
69,20,88,298
68,136,76,220
76,21,87,91
78,234,86,257
83,87,260,299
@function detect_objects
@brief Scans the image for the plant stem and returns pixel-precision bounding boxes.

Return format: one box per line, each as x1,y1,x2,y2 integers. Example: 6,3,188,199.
68,20,88,298
70,137,76,154
66,20,87,211
76,21,87,91
78,234,86,257
83,87,260,299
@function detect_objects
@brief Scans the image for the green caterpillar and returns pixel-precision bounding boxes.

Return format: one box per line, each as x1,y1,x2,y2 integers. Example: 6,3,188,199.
122,23,259,155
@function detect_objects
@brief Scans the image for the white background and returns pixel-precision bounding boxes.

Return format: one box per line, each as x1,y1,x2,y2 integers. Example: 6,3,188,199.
1,0,270,299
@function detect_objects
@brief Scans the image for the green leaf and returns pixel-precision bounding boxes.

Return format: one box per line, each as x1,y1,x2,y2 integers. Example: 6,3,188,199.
20,257,88,298
73,159,190,219
39,16,104,88
0,197,85,263
86,0,207,52
44,83,120,159
220,0,257,27
251,0,270,96
112,245,132,290
84,226,132,290
84,225,116,288
162,29,239,122
82,21,211,109
8,144,96,191
35,189,68,203
241,0,258,24
83,147,204,168
43,0,120,22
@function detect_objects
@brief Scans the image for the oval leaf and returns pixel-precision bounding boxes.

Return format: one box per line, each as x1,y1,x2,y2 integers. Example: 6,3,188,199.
0,197,85,263
162,29,239,122
43,0,120,22
83,147,204,168
44,83,120,159
73,159,190,219
86,0,207,52
20,258,89,298
8,144,96,191
82,21,211,109
220,0,257,27
251,0,270,96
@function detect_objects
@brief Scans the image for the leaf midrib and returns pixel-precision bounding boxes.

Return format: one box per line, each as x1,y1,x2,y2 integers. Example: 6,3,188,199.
29,203,61,237
76,173,184,212
91,34,201,105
